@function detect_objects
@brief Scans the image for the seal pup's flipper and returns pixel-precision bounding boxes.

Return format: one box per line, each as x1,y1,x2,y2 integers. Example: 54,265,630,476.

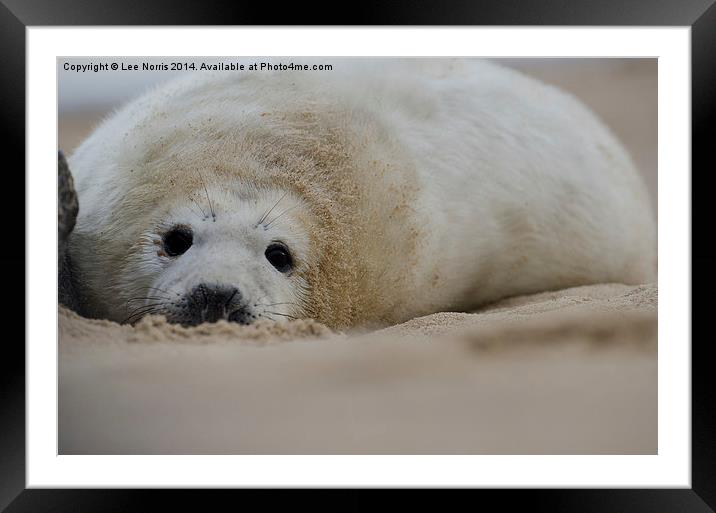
58,150,80,311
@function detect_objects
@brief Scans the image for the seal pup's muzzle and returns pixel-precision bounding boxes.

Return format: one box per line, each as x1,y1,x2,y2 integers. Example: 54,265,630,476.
172,283,256,326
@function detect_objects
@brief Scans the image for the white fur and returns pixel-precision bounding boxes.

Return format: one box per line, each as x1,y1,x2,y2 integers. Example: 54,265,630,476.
68,59,656,327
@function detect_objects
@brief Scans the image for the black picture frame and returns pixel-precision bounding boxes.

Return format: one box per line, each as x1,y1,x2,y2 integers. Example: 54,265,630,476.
3,1,713,511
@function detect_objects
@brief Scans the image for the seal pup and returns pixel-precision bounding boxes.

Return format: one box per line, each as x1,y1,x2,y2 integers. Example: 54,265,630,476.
63,59,656,329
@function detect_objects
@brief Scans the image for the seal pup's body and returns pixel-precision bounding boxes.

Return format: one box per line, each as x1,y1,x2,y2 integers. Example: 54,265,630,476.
66,59,655,329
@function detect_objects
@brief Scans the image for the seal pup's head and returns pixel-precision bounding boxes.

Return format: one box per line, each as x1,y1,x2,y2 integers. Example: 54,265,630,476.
120,184,313,326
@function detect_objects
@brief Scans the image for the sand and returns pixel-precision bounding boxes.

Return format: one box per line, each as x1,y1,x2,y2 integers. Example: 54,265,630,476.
59,282,657,454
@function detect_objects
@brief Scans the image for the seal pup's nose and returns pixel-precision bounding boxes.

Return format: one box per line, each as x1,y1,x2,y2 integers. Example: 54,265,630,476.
187,283,242,324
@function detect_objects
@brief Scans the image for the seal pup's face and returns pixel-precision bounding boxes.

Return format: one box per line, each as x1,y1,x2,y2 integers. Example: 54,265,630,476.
120,184,312,326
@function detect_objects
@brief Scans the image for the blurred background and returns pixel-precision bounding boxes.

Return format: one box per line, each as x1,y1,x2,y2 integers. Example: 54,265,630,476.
58,58,657,211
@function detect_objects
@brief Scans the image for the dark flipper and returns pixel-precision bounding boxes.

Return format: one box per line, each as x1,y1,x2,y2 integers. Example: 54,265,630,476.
58,150,80,311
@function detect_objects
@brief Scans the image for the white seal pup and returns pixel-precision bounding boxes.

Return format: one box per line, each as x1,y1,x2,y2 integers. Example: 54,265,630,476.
65,59,656,329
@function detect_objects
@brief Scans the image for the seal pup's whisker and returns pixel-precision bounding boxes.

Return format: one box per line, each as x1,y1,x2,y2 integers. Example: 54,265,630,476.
126,297,168,306
186,202,206,220
126,301,166,314
266,311,298,320
125,313,160,325
125,303,168,317
262,313,278,322
189,195,208,219
124,309,155,322
127,293,170,301
224,288,239,308
257,191,288,227
195,169,216,221
256,301,300,308
125,295,174,314
124,305,165,324
144,286,182,297
265,204,298,229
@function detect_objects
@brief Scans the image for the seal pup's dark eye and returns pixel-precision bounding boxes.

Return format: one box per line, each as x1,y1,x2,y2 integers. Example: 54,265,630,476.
265,243,293,273
163,226,193,257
